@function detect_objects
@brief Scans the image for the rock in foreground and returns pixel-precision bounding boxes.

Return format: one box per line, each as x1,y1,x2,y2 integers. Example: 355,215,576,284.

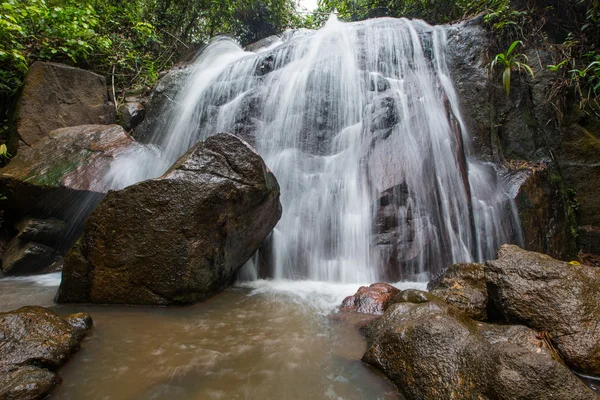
0,306,92,400
57,133,282,305
362,291,596,400
486,244,600,375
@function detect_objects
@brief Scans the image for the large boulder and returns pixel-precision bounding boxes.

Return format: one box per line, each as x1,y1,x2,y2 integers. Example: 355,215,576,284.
0,124,144,219
0,306,92,400
9,62,115,152
427,262,488,320
362,290,596,400
486,244,600,375
56,133,282,305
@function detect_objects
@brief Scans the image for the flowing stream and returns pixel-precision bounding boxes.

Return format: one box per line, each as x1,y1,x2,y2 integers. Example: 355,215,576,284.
0,275,428,399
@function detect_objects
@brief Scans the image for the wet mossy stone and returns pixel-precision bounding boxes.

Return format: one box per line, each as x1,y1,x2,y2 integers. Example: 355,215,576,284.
0,306,92,400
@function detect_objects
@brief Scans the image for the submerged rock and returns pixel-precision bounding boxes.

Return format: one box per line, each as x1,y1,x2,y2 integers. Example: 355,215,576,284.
486,244,600,375
0,306,92,400
57,133,281,305
340,283,400,315
362,290,596,400
8,62,115,152
428,262,488,320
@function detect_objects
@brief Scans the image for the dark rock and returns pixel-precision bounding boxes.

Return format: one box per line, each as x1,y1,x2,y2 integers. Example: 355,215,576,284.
0,124,143,220
362,290,596,400
0,306,92,400
579,225,600,255
486,244,600,375
0,219,66,276
339,283,400,315
428,262,488,320
504,161,577,259
119,100,146,131
1,242,56,276
15,219,66,247
9,62,115,152
134,66,193,143
56,133,282,305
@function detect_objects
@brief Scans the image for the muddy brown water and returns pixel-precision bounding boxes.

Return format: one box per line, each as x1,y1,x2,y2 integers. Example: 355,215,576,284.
1,275,427,399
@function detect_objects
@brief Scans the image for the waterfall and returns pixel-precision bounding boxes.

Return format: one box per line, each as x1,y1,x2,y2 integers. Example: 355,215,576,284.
132,16,521,282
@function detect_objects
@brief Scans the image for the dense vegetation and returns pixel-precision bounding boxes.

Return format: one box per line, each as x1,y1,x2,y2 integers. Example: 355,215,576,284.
0,0,598,138
0,0,300,133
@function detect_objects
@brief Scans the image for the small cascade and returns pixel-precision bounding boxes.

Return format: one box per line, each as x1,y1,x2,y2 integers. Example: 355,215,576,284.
135,16,522,282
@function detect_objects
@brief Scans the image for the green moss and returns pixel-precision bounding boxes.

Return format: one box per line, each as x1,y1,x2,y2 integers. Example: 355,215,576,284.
21,150,91,187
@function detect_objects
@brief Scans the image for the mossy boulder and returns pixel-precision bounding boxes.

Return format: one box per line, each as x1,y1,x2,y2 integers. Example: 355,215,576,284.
56,133,282,305
486,244,600,375
0,124,142,221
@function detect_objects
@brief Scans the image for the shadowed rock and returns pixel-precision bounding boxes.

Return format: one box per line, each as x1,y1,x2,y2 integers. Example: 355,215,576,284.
0,306,92,400
57,133,282,305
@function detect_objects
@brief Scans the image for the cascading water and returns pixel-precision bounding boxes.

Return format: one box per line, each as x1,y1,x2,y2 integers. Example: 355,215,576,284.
132,15,521,283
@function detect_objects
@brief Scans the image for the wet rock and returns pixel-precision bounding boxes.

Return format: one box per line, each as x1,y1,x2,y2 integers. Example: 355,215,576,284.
504,161,577,259
0,218,67,276
134,66,193,143
427,262,488,320
15,219,66,247
486,244,600,375
1,242,56,276
340,283,400,315
0,306,92,400
362,290,596,400
8,62,115,152
119,98,147,131
57,133,282,305
580,225,600,256
0,124,143,220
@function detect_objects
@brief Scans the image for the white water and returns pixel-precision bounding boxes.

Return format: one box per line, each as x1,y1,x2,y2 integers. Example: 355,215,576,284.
118,16,521,283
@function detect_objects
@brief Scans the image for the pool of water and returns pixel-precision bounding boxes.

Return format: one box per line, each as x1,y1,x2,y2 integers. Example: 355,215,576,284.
0,275,426,399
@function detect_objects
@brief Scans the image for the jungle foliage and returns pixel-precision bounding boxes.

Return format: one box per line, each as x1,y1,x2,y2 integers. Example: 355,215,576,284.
0,0,300,130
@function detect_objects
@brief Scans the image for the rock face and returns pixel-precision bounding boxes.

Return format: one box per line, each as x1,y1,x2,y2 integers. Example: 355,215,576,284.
57,133,282,305
119,97,147,131
427,262,488,320
0,306,92,400
486,244,600,375
340,283,400,315
362,290,596,400
504,161,577,259
9,62,115,151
